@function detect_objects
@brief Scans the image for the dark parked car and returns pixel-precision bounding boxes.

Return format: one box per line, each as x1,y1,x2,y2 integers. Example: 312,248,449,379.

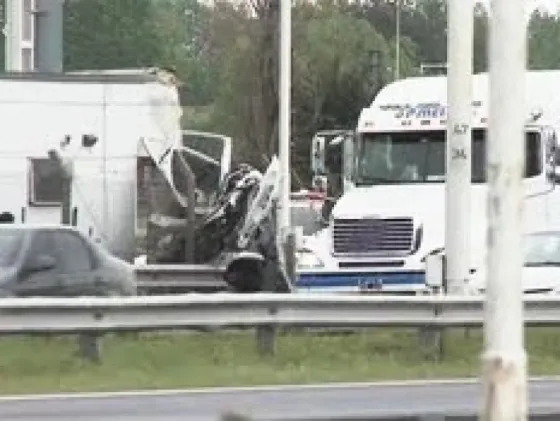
0,225,137,297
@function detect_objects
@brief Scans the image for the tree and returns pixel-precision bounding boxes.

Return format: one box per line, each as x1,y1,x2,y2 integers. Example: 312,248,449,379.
350,0,489,73
528,10,560,69
0,0,5,70
208,1,403,184
208,0,280,167
151,0,215,105
63,0,162,70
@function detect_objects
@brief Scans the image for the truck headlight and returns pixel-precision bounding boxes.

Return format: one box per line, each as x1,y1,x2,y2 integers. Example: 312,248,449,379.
296,250,325,269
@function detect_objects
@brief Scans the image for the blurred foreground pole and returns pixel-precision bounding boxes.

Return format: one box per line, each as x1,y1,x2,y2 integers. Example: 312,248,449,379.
5,0,35,71
4,0,64,72
278,0,295,288
481,0,527,419
278,0,291,238
445,0,473,295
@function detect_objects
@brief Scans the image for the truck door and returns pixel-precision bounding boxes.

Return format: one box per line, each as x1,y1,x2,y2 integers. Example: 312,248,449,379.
523,126,556,232
310,130,353,221
181,130,232,208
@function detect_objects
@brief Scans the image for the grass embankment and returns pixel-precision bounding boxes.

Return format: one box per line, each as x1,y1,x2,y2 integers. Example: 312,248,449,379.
0,328,559,394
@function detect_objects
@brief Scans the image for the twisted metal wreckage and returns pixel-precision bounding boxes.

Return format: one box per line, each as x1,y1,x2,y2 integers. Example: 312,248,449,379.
144,147,293,294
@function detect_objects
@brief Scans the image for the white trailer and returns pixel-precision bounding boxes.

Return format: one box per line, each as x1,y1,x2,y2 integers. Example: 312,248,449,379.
0,69,231,265
301,70,560,294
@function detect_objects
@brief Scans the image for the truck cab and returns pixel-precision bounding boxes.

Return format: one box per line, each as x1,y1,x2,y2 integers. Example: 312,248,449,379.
309,130,355,222
298,71,560,294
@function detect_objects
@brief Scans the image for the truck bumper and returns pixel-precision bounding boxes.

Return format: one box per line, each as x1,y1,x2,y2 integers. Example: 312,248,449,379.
295,270,426,294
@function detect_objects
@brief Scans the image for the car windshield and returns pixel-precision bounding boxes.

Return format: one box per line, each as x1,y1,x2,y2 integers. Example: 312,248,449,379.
355,129,542,185
0,230,24,267
524,233,560,266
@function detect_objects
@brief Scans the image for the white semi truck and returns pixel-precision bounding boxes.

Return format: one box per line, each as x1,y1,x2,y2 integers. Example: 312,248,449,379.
298,70,560,294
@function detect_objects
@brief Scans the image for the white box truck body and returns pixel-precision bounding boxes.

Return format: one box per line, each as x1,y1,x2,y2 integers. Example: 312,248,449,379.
0,69,231,264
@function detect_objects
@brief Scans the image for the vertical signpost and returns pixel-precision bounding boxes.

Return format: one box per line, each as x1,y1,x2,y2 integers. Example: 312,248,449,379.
278,0,294,284
278,0,291,239
4,0,64,73
481,0,527,419
395,0,400,81
446,0,473,295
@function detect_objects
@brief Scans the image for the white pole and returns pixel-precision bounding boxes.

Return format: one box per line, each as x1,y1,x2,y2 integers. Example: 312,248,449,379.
481,0,527,419
445,0,473,295
278,0,291,238
395,0,400,80
4,0,36,71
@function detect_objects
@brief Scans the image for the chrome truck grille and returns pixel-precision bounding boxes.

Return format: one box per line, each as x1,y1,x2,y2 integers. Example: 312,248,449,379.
332,217,414,255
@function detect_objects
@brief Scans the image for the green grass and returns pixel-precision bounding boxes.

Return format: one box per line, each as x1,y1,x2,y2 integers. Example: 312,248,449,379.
0,328,559,395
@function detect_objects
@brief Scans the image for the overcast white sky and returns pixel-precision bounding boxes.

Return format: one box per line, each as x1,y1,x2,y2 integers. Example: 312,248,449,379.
479,0,560,14
200,0,560,15
201,1,560,14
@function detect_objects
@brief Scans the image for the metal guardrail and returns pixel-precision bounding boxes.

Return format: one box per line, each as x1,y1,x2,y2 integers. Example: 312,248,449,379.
135,264,227,293
265,415,558,421
1,294,560,334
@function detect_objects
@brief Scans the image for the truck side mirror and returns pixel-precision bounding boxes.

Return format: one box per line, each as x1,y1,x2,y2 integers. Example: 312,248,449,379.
310,135,326,175
343,133,355,184
545,129,560,183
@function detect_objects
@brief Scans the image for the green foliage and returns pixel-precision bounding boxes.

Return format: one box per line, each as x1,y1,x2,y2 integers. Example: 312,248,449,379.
291,6,399,179
63,0,162,70
528,10,560,69
0,0,5,69
151,0,215,104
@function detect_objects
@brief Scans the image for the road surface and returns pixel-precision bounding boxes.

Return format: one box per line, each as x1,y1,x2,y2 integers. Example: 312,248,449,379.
0,378,558,420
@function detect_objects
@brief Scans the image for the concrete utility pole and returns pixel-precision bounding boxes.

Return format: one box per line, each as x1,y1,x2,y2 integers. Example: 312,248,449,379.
278,0,291,238
395,0,400,80
4,0,64,72
4,0,36,71
480,0,527,419
445,0,473,295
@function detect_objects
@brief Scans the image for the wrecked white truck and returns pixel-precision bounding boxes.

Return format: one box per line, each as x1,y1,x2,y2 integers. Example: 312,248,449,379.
0,67,291,293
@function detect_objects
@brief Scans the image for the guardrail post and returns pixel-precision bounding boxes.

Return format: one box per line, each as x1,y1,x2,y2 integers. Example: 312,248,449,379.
420,255,446,360
254,226,296,357
418,326,444,362
255,261,279,357
221,412,252,421
417,291,445,362
48,150,103,363
77,332,102,363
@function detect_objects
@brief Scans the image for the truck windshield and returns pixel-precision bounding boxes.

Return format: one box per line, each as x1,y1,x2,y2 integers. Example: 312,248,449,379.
0,230,24,267
355,129,542,185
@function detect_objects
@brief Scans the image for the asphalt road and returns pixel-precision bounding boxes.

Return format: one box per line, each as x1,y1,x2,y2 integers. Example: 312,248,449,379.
0,378,559,421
